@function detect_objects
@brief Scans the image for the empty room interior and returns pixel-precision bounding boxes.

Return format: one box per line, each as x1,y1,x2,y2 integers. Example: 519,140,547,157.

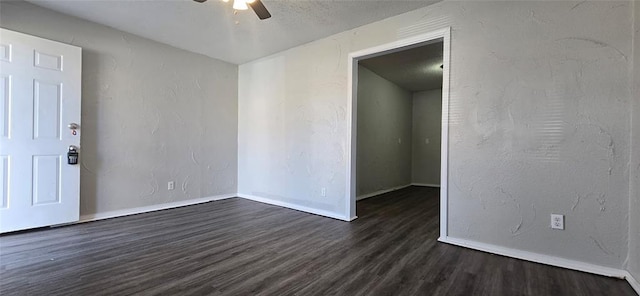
0,0,639,295
356,41,443,203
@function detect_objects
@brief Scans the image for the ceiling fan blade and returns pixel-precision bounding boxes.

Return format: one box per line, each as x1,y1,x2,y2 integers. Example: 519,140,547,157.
249,0,271,20
193,0,207,3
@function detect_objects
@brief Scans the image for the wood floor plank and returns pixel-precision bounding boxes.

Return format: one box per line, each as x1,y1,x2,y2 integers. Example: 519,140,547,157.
0,186,636,295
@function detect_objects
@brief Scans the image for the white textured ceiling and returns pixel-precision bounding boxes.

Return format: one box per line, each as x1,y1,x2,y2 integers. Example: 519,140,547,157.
359,40,443,92
26,0,440,64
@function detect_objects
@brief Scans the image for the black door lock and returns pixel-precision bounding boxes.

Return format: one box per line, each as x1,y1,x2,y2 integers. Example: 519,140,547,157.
68,146,79,165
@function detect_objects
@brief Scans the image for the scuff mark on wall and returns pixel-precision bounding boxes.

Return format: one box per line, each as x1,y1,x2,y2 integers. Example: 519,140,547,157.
511,204,537,237
590,236,614,255
571,193,582,211
570,1,587,10
511,215,523,234
182,175,190,193
142,179,158,197
191,151,199,165
556,37,628,61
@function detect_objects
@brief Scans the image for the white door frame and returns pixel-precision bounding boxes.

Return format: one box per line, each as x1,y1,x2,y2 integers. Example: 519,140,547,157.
345,27,451,239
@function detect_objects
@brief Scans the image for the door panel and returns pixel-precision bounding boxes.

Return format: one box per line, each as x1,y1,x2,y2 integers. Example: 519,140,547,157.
0,43,10,62
34,51,63,71
0,28,81,233
0,155,7,209
1,75,9,138
33,80,61,140
32,155,61,205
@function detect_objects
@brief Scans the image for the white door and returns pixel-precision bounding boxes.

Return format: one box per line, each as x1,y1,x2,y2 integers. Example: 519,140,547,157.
0,28,81,233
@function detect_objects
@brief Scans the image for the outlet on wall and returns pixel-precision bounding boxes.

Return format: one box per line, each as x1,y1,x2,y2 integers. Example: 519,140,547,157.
168,181,175,191
551,214,564,230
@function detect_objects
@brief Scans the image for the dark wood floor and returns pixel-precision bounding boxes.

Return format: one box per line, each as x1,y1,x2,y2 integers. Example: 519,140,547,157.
0,186,635,295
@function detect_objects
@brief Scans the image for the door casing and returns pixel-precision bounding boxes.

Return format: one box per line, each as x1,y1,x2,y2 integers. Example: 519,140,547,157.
345,27,451,240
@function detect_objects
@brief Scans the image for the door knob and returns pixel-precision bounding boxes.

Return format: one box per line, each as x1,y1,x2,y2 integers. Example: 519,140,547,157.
68,123,79,130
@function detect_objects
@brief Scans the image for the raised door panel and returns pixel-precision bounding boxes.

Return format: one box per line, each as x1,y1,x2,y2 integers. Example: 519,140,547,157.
32,80,61,140
32,155,61,205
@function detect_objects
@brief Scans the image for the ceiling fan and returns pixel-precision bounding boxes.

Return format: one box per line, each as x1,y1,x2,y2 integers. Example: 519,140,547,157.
193,0,271,20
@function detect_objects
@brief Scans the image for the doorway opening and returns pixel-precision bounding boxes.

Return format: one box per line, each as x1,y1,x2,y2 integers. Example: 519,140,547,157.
346,28,450,240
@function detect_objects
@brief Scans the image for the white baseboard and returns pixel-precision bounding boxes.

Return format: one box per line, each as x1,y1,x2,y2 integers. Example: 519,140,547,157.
438,236,628,279
411,183,440,188
78,193,236,223
356,184,412,201
625,271,640,295
237,193,350,221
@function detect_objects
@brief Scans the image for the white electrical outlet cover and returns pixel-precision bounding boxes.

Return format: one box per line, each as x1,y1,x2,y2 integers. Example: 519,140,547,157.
551,214,564,230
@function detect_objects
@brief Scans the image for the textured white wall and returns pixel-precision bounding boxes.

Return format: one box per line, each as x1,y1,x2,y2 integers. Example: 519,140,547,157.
356,66,412,197
0,2,238,216
411,89,441,186
628,0,640,282
239,1,633,268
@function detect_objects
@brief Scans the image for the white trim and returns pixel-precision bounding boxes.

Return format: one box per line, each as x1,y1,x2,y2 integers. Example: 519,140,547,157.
346,27,451,236
356,184,412,201
439,236,628,279
411,183,440,188
439,27,451,239
625,271,640,294
237,193,350,221
77,194,236,223
346,51,358,220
